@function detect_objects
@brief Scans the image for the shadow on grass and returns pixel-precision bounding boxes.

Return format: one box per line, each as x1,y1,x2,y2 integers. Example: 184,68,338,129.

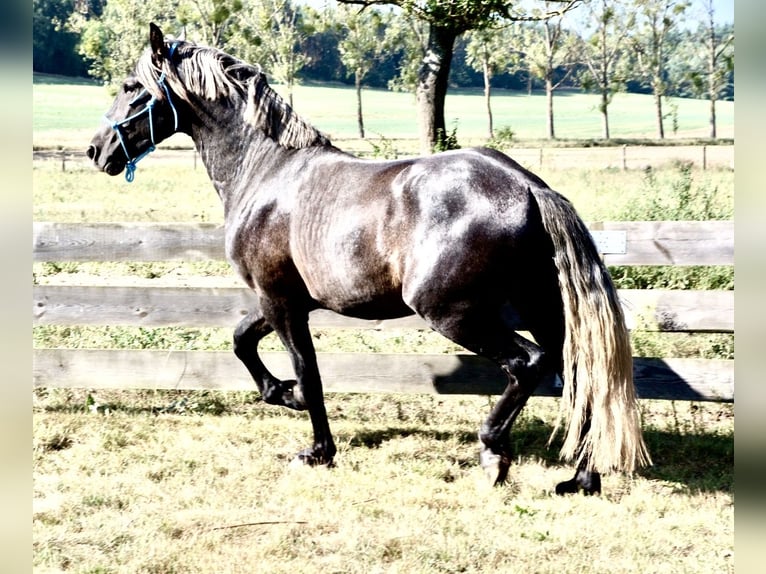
36,389,732,493
343,417,733,494
345,426,478,449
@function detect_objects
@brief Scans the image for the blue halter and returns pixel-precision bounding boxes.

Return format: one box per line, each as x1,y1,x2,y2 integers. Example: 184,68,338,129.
108,43,180,182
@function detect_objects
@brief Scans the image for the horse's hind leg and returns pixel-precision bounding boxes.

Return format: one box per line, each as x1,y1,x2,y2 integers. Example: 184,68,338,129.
554,416,602,495
418,306,551,485
477,335,551,485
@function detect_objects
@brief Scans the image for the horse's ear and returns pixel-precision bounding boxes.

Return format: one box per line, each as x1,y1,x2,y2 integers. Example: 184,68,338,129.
149,23,168,67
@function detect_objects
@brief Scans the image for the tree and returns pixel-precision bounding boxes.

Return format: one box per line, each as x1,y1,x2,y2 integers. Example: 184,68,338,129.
382,10,429,94
465,25,521,139
72,0,247,84
689,0,734,139
176,0,244,48
579,0,631,140
339,0,582,154
34,0,103,76
628,0,689,139
518,9,581,139
229,0,309,107
76,0,182,85
337,6,390,138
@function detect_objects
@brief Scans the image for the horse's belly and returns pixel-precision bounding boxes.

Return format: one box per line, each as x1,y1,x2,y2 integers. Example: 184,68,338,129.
329,296,414,321
302,263,411,320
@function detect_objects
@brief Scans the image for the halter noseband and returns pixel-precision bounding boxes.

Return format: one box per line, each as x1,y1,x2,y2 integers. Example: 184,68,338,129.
107,42,180,182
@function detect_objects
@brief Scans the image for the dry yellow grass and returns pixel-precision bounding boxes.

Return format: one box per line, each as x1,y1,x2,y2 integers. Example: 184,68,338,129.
33,392,733,573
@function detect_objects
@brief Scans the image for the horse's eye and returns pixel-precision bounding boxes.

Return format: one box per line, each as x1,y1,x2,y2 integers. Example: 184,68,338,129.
123,80,140,94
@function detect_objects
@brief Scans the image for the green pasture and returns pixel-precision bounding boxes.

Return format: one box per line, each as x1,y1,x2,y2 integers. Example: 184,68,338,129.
33,73,734,149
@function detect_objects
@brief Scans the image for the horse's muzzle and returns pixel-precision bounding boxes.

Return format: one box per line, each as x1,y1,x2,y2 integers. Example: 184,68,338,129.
86,143,125,176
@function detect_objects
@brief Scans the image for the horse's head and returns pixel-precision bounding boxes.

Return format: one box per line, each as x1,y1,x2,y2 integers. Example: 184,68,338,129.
87,23,184,181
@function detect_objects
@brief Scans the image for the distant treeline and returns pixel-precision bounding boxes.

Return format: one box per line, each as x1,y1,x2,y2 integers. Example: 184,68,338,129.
34,0,733,102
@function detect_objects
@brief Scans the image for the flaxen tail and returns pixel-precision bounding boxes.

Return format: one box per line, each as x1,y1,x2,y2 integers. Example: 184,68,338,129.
531,186,651,473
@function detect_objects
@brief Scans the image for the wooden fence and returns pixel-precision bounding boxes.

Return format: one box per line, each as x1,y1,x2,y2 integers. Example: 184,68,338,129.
33,220,734,402
34,144,735,172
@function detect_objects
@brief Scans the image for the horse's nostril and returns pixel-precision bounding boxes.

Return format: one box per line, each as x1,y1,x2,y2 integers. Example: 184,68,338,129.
86,145,97,160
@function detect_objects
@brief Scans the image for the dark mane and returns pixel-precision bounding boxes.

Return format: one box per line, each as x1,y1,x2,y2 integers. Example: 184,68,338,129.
135,40,330,149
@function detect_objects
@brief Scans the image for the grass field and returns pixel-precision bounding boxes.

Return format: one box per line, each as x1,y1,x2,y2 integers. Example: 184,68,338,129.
32,72,734,150
33,389,733,574
33,76,734,573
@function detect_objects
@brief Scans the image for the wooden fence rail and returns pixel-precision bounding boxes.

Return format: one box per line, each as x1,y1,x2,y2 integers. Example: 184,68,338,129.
32,221,734,402
33,220,734,265
34,144,735,171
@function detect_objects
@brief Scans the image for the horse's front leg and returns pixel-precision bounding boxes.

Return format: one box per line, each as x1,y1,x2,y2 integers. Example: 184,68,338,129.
233,309,307,411
235,305,335,465
269,304,336,466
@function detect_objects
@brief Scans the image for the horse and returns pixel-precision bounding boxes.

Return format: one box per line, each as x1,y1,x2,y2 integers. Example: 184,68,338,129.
87,23,650,494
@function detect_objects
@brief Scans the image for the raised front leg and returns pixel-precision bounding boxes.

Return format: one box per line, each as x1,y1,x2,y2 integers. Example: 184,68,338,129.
233,309,307,410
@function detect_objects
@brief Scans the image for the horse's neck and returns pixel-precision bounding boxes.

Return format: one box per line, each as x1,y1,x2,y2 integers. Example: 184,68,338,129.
189,107,308,215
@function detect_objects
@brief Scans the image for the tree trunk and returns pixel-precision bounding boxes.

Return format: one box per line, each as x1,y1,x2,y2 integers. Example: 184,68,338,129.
416,24,457,155
601,90,610,140
355,69,365,139
484,60,493,139
655,90,665,139
546,75,555,140
707,11,718,139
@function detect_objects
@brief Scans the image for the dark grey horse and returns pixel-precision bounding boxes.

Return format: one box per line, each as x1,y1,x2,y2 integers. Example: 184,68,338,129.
87,24,649,494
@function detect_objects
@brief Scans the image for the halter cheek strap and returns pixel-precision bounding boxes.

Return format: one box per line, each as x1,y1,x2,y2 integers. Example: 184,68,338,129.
107,42,180,182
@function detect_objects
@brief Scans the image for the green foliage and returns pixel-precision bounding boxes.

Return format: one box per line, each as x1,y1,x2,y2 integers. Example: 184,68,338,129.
433,121,461,152
75,0,184,85
464,25,522,81
337,5,388,79
33,325,234,351
33,0,92,76
486,125,515,149
621,161,732,221
228,0,308,98
609,265,733,290
365,133,399,159
32,73,735,143
630,331,733,361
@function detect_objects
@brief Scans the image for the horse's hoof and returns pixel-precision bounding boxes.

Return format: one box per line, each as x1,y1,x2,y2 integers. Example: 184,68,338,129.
555,471,601,496
291,448,334,468
480,447,510,486
263,379,307,411
555,478,579,495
